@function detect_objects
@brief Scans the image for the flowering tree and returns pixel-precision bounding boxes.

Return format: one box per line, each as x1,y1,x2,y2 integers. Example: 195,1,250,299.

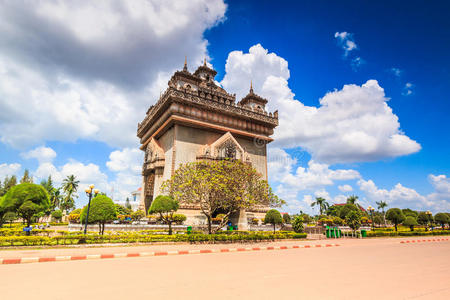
163,159,283,234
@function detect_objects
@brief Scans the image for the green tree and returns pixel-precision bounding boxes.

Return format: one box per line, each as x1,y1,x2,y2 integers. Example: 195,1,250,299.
264,209,283,233
80,195,117,235
20,169,33,184
163,160,283,234
417,212,433,230
0,175,17,196
403,216,418,231
291,215,304,233
346,195,358,205
115,204,132,215
61,175,79,213
326,205,341,217
2,183,50,228
148,195,179,235
17,201,40,227
338,203,360,220
51,209,63,223
300,213,312,224
345,211,362,231
282,213,291,224
373,215,384,226
125,197,132,210
376,201,388,226
311,197,329,215
434,213,449,230
402,208,418,218
385,208,406,231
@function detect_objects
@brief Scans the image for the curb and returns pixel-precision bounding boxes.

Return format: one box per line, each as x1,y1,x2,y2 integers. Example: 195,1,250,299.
400,238,449,244
0,243,340,265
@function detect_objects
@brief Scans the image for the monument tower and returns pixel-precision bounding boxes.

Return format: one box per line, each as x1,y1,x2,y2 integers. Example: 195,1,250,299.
137,59,278,227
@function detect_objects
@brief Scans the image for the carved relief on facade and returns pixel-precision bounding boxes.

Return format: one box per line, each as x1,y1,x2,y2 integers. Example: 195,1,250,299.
143,137,165,173
196,132,249,162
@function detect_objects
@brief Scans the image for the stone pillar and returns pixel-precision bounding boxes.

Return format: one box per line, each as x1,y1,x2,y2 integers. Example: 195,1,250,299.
237,208,248,231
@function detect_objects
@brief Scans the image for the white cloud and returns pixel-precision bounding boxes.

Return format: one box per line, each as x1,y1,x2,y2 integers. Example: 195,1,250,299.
338,184,353,192
357,176,450,212
390,68,402,77
334,32,357,55
402,82,414,96
0,0,227,149
221,44,421,164
106,148,142,174
21,146,57,163
0,163,21,179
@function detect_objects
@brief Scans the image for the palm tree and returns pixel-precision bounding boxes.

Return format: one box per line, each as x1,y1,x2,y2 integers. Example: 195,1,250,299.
346,195,358,204
376,201,388,227
311,197,329,215
61,175,79,213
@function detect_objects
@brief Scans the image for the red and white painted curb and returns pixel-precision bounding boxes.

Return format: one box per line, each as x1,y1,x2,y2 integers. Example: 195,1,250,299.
0,243,340,265
400,238,449,244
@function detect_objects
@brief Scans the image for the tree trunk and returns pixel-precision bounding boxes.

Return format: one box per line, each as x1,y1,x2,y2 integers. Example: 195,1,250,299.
98,223,102,234
168,221,172,235
207,215,212,234
273,223,276,234
394,223,398,231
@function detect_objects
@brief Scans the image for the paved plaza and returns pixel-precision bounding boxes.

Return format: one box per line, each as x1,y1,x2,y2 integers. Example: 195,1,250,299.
1,237,449,299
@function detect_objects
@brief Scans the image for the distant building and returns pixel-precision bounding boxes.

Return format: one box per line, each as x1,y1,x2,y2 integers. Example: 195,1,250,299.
137,59,278,229
114,187,141,212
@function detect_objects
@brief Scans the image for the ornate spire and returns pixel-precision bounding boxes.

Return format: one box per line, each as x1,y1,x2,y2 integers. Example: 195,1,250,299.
203,58,207,67
250,80,254,94
183,56,188,72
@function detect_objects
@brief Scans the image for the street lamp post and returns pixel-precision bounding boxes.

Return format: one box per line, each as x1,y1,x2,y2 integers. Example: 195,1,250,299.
367,206,375,230
84,185,99,235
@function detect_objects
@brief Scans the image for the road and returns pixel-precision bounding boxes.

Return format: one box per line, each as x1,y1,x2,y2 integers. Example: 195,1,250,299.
1,238,449,299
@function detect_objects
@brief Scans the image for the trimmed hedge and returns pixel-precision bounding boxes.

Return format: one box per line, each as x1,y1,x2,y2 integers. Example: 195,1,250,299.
367,230,450,237
0,231,307,247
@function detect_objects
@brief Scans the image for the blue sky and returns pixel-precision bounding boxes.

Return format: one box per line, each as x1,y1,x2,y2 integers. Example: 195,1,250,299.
0,1,449,213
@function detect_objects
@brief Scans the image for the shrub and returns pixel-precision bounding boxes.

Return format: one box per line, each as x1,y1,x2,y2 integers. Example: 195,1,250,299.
292,216,304,233
172,213,187,224
131,210,146,221
386,208,406,231
403,216,418,231
68,213,80,223
264,209,283,233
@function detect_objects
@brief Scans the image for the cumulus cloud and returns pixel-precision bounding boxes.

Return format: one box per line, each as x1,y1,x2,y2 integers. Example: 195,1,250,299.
0,163,21,178
21,146,57,163
221,44,421,164
334,32,357,56
338,184,353,192
358,176,450,212
0,0,227,148
268,147,360,210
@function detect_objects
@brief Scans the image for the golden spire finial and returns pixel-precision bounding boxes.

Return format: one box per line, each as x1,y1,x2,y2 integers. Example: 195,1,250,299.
183,56,188,71
203,58,207,66
250,80,254,93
